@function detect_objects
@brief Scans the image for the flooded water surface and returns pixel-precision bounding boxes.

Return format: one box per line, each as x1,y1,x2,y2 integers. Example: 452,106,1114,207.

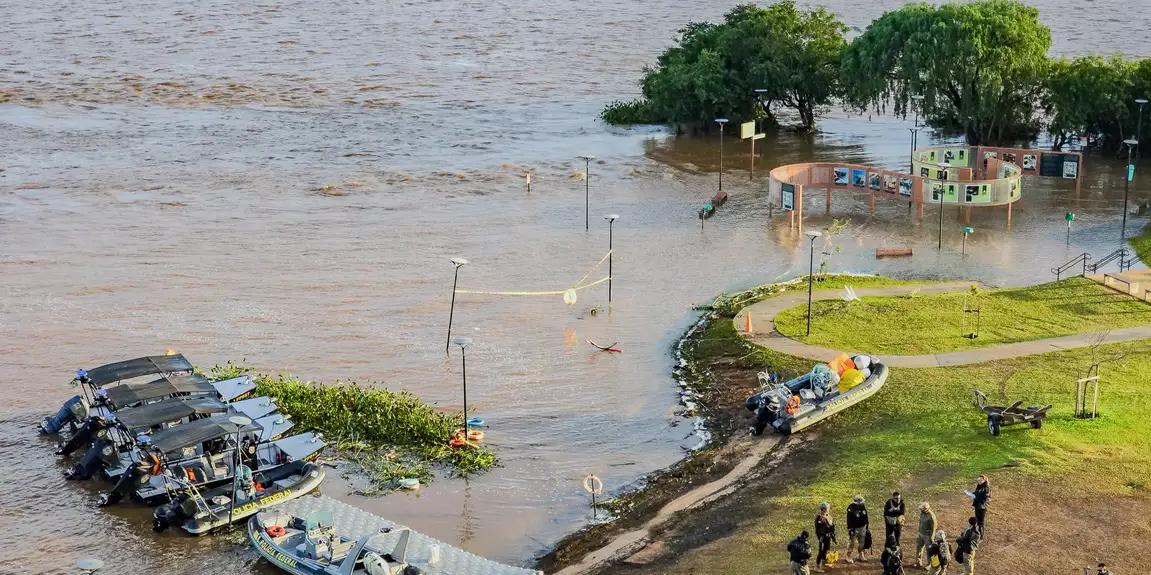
2,1,1149,573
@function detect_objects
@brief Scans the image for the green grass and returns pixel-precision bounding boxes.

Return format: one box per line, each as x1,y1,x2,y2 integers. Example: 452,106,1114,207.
773,277,1151,354
663,337,1151,574
1131,222,1151,266
709,274,920,318
207,364,496,492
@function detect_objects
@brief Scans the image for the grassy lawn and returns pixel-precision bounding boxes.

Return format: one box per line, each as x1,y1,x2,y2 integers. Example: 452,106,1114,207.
773,277,1151,355
1131,222,1151,266
648,329,1151,574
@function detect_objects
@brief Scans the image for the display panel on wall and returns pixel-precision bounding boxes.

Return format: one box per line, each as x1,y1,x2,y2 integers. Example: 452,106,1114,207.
851,169,866,188
942,148,969,167
833,167,849,185
1040,153,1079,179
898,178,913,197
781,182,796,211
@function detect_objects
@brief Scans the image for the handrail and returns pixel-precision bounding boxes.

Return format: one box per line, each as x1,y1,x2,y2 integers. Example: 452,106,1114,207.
1051,253,1089,280
1088,248,1129,274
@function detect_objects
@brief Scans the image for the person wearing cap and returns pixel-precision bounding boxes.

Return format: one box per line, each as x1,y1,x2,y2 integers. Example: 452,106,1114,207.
880,535,905,575
814,502,836,572
788,530,813,575
884,491,906,546
955,517,981,575
1096,562,1111,575
926,530,950,575
915,502,938,567
971,475,991,534
845,495,870,563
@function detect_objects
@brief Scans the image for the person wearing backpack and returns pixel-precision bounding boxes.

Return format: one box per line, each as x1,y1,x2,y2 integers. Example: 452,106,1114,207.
883,491,906,545
845,495,869,563
954,517,981,575
814,502,837,572
880,535,905,575
915,501,938,568
926,530,950,575
787,530,813,575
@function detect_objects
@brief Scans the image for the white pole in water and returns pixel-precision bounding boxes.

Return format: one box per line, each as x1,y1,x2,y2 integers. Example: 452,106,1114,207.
446,257,469,354
454,337,472,425
227,415,252,528
578,155,596,231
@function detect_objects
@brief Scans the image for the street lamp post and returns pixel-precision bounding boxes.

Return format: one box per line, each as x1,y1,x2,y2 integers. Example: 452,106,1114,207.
752,89,768,181
715,118,729,192
454,337,472,424
578,155,596,231
604,214,618,303
1136,98,1148,161
962,226,974,257
909,94,925,172
805,230,822,337
1122,139,1138,239
226,414,252,527
446,257,468,354
937,161,950,250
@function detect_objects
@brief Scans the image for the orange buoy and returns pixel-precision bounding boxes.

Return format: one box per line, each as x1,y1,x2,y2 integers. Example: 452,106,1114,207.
744,312,754,334
266,525,286,537
466,429,484,442
785,395,801,415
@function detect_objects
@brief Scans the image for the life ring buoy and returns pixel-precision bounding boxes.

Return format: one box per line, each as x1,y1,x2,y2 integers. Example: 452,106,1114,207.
785,395,801,415
466,430,484,442
266,525,286,538
448,436,468,448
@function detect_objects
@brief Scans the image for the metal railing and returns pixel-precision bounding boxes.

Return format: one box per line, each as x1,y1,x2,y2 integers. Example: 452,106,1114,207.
1051,253,1089,280
1088,247,1129,274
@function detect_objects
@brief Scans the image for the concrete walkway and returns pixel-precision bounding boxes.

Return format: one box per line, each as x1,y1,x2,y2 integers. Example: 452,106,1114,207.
737,282,1151,368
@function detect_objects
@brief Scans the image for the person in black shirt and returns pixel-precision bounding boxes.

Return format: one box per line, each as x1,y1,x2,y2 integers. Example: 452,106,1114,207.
884,491,906,545
880,535,905,575
787,530,813,575
971,475,991,534
814,502,836,572
955,517,981,575
845,495,869,563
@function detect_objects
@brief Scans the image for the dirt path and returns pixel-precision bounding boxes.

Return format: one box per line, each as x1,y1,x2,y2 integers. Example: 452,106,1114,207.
552,434,782,575
737,282,1151,366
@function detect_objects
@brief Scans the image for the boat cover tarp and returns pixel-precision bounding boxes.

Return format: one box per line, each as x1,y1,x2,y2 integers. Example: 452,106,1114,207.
87,354,194,387
114,397,227,429
150,417,244,454
266,496,541,575
105,374,213,406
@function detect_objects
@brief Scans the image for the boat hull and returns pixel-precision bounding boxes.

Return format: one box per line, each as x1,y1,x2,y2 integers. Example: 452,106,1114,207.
180,462,326,535
776,363,889,434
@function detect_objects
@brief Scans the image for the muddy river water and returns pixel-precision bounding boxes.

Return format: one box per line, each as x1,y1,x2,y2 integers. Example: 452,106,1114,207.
1,1,1149,573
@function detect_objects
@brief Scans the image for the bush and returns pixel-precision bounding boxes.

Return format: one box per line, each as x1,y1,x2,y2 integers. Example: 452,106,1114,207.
600,99,659,125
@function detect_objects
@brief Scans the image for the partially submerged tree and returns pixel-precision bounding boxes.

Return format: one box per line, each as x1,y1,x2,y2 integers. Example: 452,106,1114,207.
1043,56,1133,150
841,0,1051,145
603,2,848,132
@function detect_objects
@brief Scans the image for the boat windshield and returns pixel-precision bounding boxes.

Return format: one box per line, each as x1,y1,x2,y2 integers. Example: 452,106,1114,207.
304,511,334,531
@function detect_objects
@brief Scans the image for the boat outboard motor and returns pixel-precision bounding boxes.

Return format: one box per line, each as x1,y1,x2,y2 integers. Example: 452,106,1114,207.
66,434,113,480
100,448,158,506
153,494,199,532
40,395,88,435
57,416,110,456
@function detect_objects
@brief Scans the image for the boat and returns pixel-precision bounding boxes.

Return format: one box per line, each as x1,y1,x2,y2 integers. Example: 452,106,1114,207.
697,191,729,220
153,460,326,535
40,354,198,435
248,495,542,575
101,415,325,505
875,247,914,258
745,354,888,434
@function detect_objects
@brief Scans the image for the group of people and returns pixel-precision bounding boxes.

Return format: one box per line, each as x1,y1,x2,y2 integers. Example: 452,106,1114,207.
787,475,992,575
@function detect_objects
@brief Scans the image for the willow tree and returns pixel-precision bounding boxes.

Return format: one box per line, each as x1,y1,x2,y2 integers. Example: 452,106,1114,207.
1044,56,1133,150
841,0,1051,145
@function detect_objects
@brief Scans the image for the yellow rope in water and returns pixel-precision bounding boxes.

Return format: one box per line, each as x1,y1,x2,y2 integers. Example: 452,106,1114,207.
454,251,612,297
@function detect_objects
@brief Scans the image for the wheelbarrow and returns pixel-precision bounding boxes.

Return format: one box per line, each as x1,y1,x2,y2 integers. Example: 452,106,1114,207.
973,389,1051,436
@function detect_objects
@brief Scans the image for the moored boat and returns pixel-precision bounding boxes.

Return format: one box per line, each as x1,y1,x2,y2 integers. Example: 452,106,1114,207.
746,354,888,434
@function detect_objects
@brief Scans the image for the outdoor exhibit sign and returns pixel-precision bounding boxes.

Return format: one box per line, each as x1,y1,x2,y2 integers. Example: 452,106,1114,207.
781,182,796,211
741,121,755,140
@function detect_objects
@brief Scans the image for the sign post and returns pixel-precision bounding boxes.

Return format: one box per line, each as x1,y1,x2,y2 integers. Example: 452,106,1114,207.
583,474,604,520
962,226,974,257
1065,212,1075,246
741,121,765,180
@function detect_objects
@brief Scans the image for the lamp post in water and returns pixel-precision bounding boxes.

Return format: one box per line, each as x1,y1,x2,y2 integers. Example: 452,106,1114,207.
962,226,974,257
226,414,252,527
909,94,925,172
937,160,950,250
1122,139,1138,240
446,257,468,354
578,155,596,231
1136,98,1148,161
454,337,472,424
604,214,618,303
805,230,822,337
715,118,729,192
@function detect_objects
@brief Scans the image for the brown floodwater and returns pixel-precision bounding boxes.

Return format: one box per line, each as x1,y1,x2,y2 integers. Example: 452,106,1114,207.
1,1,1149,573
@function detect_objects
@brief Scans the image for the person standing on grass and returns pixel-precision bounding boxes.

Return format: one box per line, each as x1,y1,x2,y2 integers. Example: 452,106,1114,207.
971,475,991,534
915,501,938,568
1096,562,1111,575
884,491,906,545
954,517,981,575
845,495,869,563
814,502,836,572
788,530,813,575
880,535,905,575
926,530,950,575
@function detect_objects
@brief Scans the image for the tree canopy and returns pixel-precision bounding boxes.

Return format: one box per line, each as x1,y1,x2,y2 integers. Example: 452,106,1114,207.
602,2,847,132
841,0,1051,145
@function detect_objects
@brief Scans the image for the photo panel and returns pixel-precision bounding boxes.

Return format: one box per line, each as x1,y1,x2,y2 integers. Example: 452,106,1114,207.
899,177,913,197
869,172,881,190
834,167,849,185
1022,154,1036,170
884,174,897,192
851,168,867,188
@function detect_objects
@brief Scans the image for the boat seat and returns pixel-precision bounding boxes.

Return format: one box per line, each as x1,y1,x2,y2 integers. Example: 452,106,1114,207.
798,389,817,401
180,458,211,483
329,538,355,562
208,453,230,478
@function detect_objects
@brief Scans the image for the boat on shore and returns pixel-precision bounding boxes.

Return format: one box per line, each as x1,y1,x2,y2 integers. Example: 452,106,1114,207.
746,354,888,434
249,495,542,575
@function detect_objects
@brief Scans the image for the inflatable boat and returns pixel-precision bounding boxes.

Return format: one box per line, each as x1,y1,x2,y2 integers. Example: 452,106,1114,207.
746,354,888,434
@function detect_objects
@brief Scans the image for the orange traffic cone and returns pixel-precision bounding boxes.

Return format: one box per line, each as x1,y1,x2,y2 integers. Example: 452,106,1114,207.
744,312,754,334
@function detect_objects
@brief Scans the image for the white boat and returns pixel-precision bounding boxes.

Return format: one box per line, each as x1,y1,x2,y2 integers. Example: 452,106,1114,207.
746,355,889,434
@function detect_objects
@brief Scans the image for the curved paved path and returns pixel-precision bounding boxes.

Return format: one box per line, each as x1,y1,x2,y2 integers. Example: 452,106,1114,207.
737,282,1151,368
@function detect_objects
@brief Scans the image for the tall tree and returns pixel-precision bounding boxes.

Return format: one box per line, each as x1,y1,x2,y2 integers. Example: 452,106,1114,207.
841,0,1051,145
604,2,848,132
1044,56,1133,151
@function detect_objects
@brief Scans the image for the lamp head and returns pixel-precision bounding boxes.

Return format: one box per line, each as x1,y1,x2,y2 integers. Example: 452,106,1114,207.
806,230,823,240
911,94,925,102
715,118,729,125
603,214,619,222
453,336,473,349
1136,98,1148,105
451,257,469,267
577,155,596,162
1124,138,1139,147
76,559,105,572
228,415,253,428
753,88,768,94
